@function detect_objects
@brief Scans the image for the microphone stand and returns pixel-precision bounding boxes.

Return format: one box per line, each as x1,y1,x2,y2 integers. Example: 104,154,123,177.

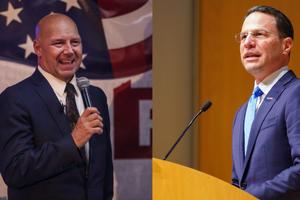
163,101,212,160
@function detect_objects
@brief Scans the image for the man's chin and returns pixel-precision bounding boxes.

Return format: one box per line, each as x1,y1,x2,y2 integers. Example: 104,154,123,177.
57,71,76,82
244,64,262,74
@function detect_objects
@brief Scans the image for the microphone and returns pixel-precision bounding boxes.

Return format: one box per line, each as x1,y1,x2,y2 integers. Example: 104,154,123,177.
77,77,92,108
163,100,212,160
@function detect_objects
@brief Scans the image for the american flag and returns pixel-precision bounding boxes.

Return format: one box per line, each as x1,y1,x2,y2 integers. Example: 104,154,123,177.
0,0,152,199
0,0,152,79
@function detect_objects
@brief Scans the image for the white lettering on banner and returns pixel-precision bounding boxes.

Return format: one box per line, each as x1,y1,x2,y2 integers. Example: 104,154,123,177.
139,100,152,146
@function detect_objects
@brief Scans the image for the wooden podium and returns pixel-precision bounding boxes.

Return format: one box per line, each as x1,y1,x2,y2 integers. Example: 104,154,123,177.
153,158,257,200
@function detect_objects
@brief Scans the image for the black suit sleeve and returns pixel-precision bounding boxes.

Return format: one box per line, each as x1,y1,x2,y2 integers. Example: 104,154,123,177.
0,88,83,188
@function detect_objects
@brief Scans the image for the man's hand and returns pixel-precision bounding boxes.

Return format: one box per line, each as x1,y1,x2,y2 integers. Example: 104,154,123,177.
71,107,103,148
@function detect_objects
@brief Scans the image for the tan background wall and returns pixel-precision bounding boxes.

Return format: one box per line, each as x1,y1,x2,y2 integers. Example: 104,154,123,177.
154,0,300,183
153,0,196,166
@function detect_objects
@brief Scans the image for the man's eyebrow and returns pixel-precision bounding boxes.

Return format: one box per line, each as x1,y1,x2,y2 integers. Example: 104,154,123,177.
51,39,65,42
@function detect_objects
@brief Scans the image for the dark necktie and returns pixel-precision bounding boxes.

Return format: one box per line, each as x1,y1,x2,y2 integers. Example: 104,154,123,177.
65,83,87,162
65,82,79,130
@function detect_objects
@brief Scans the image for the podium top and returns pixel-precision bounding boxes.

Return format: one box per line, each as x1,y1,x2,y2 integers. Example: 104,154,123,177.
153,158,257,200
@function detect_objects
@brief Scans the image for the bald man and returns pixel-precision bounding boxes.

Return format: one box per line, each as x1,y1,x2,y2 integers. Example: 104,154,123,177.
0,13,113,200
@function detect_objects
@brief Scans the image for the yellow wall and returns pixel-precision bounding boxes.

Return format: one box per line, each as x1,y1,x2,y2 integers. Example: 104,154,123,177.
197,0,300,182
153,0,195,166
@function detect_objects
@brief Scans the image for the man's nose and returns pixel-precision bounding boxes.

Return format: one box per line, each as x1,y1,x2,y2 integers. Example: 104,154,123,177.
63,43,74,54
243,34,256,48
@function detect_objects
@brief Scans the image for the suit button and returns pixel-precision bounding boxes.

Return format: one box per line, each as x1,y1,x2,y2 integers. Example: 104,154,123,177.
240,182,247,190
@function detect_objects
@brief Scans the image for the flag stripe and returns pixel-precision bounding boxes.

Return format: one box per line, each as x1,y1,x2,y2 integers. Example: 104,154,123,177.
109,36,152,78
97,0,148,18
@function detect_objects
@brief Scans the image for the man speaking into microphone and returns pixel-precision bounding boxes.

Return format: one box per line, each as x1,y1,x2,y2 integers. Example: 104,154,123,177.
232,6,300,199
0,13,113,200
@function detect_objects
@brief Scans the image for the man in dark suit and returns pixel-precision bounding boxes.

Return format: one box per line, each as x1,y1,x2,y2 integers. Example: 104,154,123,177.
232,6,300,200
0,13,113,200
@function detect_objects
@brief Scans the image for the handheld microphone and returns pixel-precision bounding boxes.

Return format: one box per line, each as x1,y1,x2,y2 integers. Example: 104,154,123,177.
163,100,212,160
77,77,92,108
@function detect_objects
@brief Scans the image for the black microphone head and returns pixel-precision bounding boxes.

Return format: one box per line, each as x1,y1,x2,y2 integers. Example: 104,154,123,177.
201,100,212,112
76,77,90,90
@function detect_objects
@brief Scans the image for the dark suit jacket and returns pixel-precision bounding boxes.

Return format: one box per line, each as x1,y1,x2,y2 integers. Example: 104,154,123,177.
232,70,300,200
0,70,113,200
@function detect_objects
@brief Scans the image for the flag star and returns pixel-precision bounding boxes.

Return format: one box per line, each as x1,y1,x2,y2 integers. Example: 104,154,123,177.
18,35,35,58
80,54,87,69
0,2,23,26
60,0,81,12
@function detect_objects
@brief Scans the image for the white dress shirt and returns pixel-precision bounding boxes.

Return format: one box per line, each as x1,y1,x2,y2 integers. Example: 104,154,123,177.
38,66,89,161
253,66,289,110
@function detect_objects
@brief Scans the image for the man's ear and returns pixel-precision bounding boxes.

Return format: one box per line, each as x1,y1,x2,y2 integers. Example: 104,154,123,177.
33,40,41,56
282,37,293,55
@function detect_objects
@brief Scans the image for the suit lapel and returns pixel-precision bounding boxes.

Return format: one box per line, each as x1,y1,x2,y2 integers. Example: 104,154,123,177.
235,104,247,179
29,70,71,136
241,71,296,179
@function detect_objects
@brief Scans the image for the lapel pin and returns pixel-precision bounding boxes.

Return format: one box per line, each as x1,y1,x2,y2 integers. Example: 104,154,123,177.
266,97,273,101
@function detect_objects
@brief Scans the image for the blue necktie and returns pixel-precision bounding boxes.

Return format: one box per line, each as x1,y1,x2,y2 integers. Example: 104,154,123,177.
244,86,263,155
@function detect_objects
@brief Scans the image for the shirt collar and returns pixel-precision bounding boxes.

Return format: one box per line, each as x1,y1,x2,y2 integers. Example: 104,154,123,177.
69,76,79,96
254,66,289,96
38,66,78,97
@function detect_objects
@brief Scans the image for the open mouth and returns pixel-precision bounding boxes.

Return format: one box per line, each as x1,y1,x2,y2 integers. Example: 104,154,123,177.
243,52,261,59
59,59,75,64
